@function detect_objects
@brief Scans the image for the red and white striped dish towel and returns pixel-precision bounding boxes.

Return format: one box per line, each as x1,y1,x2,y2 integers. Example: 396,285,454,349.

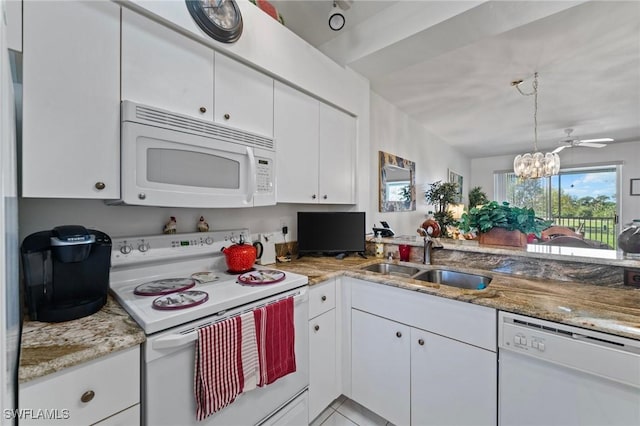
194,311,258,421
254,297,296,386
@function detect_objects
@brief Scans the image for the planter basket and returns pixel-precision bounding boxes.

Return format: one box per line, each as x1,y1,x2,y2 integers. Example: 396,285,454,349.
478,227,527,248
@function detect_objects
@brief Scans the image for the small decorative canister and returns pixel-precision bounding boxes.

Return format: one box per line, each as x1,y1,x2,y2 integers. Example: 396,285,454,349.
618,220,640,257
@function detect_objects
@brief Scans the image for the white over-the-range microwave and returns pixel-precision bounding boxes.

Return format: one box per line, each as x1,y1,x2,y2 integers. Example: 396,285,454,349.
110,101,275,208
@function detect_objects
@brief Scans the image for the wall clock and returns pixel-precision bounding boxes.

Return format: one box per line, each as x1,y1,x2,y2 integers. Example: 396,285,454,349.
186,0,243,43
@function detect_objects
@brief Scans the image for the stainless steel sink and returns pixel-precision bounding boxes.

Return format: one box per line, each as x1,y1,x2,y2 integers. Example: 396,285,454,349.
412,269,492,290
361,263,421,278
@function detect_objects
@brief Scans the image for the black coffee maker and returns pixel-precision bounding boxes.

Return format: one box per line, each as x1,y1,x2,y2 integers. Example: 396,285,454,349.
21,225,112,322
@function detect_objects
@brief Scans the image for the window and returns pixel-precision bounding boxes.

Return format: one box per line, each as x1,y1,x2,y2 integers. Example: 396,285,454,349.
494,165,619,248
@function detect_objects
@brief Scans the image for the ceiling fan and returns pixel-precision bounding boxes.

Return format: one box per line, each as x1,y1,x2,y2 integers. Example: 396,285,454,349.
552,128,614,153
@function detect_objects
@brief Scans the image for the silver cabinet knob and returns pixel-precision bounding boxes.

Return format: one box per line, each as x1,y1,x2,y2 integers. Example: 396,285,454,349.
312,194,317,199
323,195,328,200
199,106,207,113
396,331,402,338
418,339,425,346
321,295,327,302
80,390,95,403
314,325,320,332
120,245,132,255
94,182,105,190
224,113,230,120
138,193,146,200
138,243,149,253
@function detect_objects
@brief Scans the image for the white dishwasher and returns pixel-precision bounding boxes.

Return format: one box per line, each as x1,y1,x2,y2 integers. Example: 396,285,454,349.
498,312,640,426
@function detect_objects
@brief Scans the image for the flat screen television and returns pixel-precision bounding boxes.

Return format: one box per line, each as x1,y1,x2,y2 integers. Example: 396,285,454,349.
297,211,366,257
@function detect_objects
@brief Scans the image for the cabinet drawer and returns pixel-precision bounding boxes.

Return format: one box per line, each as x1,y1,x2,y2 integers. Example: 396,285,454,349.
350,278,496,351
19,346,140,426
309,280,336,319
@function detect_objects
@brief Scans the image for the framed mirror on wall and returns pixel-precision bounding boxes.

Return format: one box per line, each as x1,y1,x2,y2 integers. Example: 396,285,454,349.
379,151,416,212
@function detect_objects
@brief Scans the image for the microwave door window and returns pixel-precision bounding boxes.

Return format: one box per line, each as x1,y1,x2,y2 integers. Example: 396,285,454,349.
146,148,240,189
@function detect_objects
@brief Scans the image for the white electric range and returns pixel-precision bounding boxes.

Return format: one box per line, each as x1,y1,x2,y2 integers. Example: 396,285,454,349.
109,230,310,426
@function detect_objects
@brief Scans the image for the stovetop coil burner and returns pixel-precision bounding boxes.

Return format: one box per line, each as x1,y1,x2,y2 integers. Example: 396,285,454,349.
152,290,209,310
133,278,196,296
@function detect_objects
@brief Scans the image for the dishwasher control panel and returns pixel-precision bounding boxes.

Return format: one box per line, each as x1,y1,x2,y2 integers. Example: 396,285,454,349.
498,312,640,389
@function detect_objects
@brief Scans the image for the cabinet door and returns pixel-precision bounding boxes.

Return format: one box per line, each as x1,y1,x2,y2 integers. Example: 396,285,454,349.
19,346,140,426
274,82,319,203
411,328,497,426
319,104,356,204
351,309,410,426
308,309,338,422
121,9,214,120
214,53,273,137
22,1,120,198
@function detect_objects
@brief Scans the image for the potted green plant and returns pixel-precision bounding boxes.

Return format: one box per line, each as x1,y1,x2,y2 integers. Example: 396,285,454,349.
468,186,489,210
457,201,551,247
425,180,459,236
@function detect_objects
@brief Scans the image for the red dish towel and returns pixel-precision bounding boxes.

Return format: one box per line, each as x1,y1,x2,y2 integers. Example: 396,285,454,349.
194,316,245,421
254,297,296,386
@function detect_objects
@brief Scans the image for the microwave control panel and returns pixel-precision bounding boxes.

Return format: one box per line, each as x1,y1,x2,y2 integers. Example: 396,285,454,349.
256,158,274,194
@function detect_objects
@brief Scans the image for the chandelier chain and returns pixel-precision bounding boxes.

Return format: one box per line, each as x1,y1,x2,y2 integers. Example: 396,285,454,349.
514,72,539,152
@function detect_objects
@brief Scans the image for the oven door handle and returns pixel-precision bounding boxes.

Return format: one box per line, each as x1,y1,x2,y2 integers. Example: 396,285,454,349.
151,288,308,351
152,332,198,350
245,146,256,205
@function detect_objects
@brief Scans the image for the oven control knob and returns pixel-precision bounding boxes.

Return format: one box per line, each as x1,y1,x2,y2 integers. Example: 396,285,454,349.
205,237,214,245
120,244,133,255
138,243,149,253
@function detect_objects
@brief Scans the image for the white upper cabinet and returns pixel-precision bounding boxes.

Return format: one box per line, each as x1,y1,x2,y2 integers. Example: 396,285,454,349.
319,104,356,204
275,82,356,204
122,10,274,137
214,53,273,137
121,8,215,121
275,81,320,203
22,1,120,199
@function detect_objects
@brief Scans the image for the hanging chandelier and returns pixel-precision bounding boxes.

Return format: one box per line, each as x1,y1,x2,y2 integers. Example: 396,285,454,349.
512,72,560,179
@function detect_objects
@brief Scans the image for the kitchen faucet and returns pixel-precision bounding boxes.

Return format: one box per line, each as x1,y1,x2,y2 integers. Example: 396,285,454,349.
417,227,439,264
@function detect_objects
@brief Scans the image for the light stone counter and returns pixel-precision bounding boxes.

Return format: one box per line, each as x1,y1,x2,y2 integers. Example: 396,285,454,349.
275,253,640,341
19,296,146,383
387,235,640,267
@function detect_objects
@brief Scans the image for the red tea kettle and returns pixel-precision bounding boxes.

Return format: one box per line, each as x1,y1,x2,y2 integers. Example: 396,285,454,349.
221,235,263,273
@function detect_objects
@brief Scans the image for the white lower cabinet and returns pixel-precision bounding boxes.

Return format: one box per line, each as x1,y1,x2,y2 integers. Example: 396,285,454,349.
411,328,497,426
348,278,497,426
351,309,410,426
308,280,340,422
19,346,140,426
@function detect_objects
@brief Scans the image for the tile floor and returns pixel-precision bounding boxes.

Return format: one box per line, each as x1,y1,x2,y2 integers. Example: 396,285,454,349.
310,395,392,426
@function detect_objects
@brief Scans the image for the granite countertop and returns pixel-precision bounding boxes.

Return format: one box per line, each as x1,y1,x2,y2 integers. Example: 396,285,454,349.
19,295,146,384
276,255,640,341
386,235,640,268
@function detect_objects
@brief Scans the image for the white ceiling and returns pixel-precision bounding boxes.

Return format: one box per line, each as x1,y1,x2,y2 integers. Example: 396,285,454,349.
270,0,640,158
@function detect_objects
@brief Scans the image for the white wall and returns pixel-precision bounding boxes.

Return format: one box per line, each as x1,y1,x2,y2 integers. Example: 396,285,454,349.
369,92,470,236
470,140,640,224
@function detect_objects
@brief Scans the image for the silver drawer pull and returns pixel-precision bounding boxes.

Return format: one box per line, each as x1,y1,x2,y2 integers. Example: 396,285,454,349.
81,390,95,403
314,325,320,332
396,331,402,338
418,339,425,346
321,295,327,302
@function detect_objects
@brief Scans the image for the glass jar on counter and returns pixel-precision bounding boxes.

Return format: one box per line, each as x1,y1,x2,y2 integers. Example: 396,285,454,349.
375,231,384,258
618,219,640,257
